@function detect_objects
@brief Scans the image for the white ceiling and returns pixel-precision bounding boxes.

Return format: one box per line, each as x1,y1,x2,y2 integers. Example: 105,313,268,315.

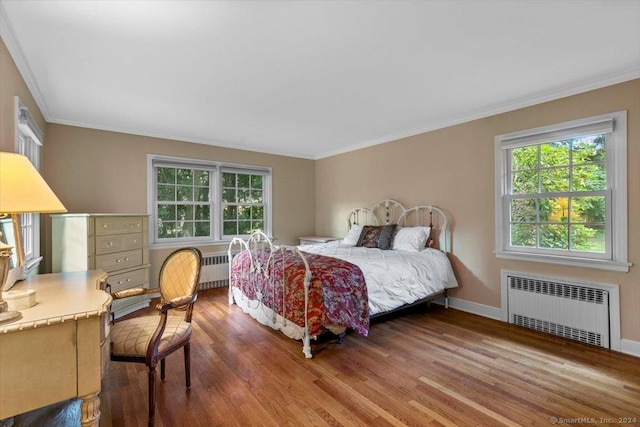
2,1,639,160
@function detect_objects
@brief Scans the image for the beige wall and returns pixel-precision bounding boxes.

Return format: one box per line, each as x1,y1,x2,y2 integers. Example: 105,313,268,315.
0,38,45,152
316,79,640,343
43,124,316,282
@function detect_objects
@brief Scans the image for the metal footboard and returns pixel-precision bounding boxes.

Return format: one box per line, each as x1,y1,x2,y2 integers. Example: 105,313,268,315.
228,232,315,358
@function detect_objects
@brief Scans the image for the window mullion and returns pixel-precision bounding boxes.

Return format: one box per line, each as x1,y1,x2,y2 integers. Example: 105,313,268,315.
535,196,540,249
212,168,218,241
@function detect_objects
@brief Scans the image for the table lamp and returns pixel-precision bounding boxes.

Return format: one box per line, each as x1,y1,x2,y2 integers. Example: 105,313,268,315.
0,152,67,325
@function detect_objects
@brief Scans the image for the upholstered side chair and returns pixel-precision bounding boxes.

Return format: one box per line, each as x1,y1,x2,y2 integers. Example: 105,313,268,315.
109,247,202,427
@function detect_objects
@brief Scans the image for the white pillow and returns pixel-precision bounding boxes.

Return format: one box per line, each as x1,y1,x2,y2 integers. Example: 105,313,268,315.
392,226,431,251
342,224,364,246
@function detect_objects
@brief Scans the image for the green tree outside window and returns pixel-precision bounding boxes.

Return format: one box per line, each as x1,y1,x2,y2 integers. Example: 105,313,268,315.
509,135,606,253
222,172,265,236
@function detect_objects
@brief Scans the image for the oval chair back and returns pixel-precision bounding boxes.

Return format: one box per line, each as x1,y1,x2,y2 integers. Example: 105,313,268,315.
159,247,202,321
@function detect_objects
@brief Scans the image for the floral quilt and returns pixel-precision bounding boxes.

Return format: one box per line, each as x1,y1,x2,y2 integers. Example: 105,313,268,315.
231,248,369,337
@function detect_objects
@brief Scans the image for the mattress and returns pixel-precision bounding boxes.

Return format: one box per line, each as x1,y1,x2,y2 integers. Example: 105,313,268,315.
300,240,458,315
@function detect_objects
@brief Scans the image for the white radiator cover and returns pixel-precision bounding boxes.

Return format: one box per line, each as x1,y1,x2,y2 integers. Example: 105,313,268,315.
502,271,620,349
199,252,230,290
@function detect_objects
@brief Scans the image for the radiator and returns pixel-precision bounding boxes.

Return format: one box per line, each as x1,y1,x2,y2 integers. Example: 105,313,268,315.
199,252,230,290
506,273,610,348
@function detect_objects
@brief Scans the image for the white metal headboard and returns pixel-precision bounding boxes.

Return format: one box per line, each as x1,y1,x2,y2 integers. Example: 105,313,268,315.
398,205,451,253
346,199,406,228
345,199,452,253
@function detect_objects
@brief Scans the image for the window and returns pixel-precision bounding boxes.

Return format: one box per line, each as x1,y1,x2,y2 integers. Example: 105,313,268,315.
221,170,267,236
148,155,271,246
156,164,213,240
495,111,629,272
15,97,44,274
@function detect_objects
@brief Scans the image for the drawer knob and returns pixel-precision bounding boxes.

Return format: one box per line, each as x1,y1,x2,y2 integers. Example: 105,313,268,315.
118,280,123,285
117,259,122,263
124,257,129,261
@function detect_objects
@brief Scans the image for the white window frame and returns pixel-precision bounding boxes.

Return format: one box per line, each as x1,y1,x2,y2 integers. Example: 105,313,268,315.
494,111,630,272
15,97,44,276
147,154,272,248
220,167,271,239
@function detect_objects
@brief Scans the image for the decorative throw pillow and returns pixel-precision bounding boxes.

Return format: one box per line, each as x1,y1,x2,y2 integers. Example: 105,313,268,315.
392,226,431,251
342,224,364,246
377,224,397,250
357,224,397,249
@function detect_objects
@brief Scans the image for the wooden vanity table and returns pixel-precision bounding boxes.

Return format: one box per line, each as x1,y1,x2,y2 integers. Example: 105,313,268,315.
0,270,111,426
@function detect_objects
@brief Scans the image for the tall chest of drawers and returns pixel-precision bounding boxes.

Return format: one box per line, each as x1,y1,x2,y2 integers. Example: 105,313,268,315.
52,214,151,318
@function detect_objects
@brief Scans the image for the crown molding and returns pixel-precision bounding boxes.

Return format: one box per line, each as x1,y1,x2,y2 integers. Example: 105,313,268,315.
316,68,640,160
0,1,51,120
43,64,640,161
1,0,637,161
47,117,317,160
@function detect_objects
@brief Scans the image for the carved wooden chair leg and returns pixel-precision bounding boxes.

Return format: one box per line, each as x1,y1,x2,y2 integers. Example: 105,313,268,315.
184,342,191,389
148,365,157,427
160,358,166,381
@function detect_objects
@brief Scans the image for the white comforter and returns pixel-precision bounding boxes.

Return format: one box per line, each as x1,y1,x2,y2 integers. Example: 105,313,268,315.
299,241,458,315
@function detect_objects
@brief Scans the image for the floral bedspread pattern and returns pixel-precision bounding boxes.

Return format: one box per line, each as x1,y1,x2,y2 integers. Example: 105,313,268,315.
231,248,369,337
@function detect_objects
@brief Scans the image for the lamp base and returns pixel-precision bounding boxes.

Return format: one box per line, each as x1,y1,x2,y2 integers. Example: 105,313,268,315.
0,308,22,325
0,299,22,325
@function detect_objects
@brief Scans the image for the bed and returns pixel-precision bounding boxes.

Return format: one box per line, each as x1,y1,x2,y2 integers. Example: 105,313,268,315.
227,199,458,358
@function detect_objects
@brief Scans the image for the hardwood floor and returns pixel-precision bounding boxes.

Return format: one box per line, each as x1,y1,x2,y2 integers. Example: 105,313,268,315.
101,288,640,427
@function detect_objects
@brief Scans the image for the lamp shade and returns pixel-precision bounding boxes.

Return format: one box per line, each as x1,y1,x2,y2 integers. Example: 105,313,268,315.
0,152,67,213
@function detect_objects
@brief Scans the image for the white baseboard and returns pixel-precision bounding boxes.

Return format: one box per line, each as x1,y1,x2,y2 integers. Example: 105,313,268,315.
620,339,640,358
432,296,502,321
433,296,640,359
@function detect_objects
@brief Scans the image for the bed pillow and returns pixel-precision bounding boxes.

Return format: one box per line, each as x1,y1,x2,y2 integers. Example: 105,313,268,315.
356,224,397,249
392,226,431,251
342,224,364,246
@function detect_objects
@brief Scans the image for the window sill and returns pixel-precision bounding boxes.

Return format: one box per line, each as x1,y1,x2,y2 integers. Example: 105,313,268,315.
150,239,232,251
494,251,631,272
150,235,276,251
24,256,43,277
